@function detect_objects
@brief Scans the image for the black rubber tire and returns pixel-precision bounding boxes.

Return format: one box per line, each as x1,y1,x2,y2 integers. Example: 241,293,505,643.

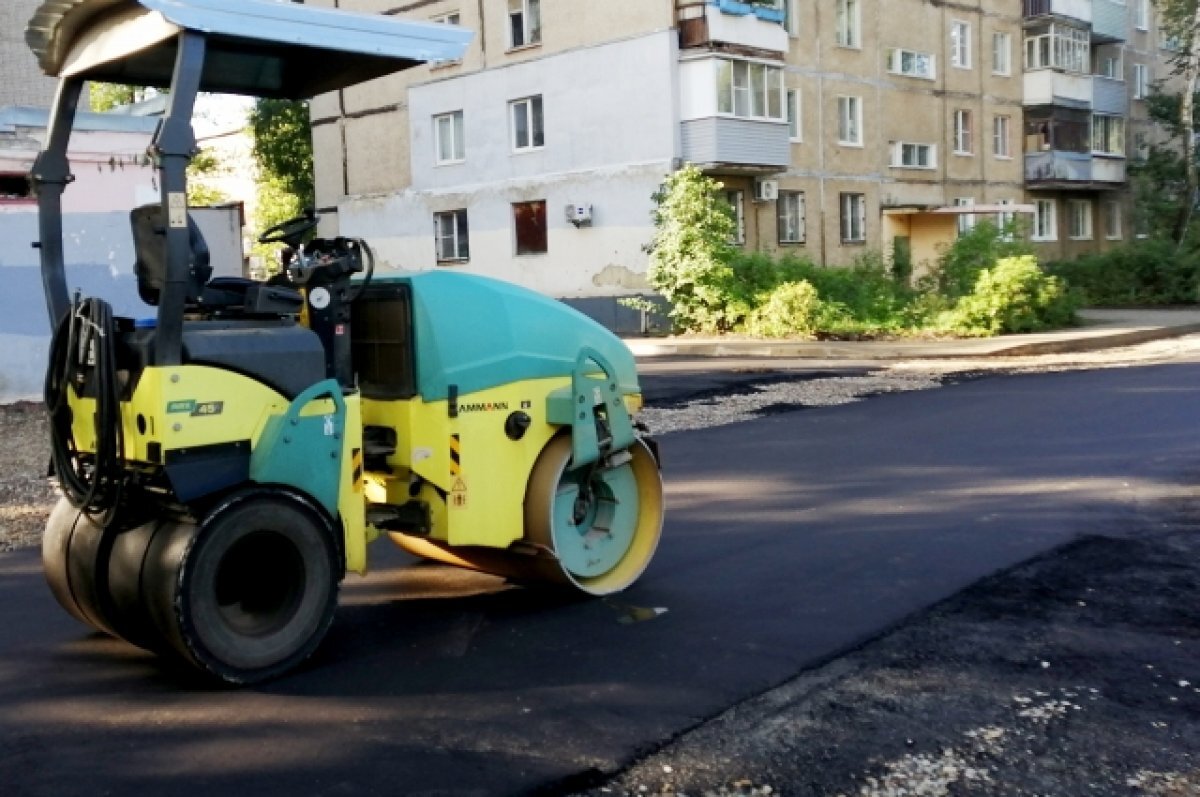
142,493,339,684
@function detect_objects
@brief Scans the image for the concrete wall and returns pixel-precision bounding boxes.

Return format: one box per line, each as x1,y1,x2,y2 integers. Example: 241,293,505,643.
0,0,58,108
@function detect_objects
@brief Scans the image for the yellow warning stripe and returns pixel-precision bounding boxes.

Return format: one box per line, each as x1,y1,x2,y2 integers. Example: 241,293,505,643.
351,448,363,492
450,434,461,476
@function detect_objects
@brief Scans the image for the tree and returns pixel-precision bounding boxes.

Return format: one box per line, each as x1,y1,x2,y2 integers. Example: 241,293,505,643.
88,83,157,112
646,164,738,333
186,147,230,207
1154,0,1200,243
248,98,314,234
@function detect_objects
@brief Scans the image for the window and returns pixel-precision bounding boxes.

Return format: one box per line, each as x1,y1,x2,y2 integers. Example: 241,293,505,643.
888,48,936,79
836,0,860,48
1024,24,1089,73
1033,199,1057,241
0,173,33,203
1133,130,1149,161
510,95,544,151
993,115,1011,158
434,209,470,261
992,32,1011,75
891,141,936,168
1105,200,1123,240
951,21,971,68
778,191,806,244
1091,114,1125,155
1097,49,1121,79
786,89,802,141
513,200,547,255
716,59,784,120
432,11,461,24
1136,0,1149,30
1069,199,1093,239
725,190,746,245
508,0,541,48
1133,63,1149,99
837,95,862,145
996,198,1016,239
840,193,866,243
784,0,800,36
955,197,976,235
954,109,973,154
433,110,464,164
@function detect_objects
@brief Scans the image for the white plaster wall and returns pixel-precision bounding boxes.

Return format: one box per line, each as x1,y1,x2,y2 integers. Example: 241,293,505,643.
338,162,670,298
338,31,679,299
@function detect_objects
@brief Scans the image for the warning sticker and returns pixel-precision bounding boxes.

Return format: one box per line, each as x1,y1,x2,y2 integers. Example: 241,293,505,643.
450,477,467,509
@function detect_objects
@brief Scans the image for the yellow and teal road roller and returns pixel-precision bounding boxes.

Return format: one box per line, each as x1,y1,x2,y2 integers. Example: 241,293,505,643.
29,0,663,683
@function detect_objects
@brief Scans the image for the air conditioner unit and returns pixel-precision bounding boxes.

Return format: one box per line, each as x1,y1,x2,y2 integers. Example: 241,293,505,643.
753,179,779,202
565,203,593,227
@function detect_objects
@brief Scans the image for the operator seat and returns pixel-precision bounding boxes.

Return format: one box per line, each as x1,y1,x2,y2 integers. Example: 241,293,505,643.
131,203,212,306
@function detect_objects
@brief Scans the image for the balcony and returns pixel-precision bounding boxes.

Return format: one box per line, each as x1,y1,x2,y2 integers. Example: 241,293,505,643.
678,0,788,53
1023,0,1092,25
681,117,790,171
1024,70,1092,108
1092,75,1126,114
1025,150,1125,187
1091,0,1128,42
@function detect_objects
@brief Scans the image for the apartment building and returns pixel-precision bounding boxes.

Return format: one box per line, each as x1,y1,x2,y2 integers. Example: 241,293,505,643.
309,0,1173,322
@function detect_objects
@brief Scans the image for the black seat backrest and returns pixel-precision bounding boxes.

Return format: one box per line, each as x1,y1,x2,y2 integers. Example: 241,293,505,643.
131,204,213,306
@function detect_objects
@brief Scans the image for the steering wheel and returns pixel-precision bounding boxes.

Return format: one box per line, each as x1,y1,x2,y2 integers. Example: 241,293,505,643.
257,209,318,245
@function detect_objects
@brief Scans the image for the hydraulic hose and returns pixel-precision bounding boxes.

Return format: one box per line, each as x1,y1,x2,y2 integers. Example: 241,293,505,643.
44,296,126,525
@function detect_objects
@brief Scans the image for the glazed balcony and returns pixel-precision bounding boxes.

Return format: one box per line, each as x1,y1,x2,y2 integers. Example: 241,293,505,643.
677,0,789,54
1023,0,1092,25
1025,150,1125,187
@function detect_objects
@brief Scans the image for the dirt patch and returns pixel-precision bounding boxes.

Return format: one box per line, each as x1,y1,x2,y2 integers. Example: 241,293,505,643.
0,402,55,552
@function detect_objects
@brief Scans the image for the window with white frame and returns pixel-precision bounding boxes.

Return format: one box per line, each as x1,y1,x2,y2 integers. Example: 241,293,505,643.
716,59,784,120
954,109,973,154
786,89,802,141
1105,199,1123,239
1033,198,1057,241
951,21,972,68
996,198,1016,239
510,95,544,151
992,32,1012,75
777,191,806,244
434,209,469,261
891,141,936,168
1096,46,1122,79
784,0,800,36
1133,63,1149,99
1136,0,1149,30
1133,130,1149,161
888,49,936,79
432,11,461,24
433,110,464,164
725,190,746,245
837,95,862,145
1091,114,1125,155
840,193,866,243
836,0,860,48
508,0,541,48
993,115,1011,158
955,197,976,235
1024,24,1089,73
1069,199,1093,239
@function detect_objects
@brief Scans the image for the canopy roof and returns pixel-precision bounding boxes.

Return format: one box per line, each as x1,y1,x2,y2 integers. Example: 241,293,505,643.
26,0,471,98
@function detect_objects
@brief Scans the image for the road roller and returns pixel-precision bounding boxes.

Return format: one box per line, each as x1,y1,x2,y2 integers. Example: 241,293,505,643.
28,0,663,683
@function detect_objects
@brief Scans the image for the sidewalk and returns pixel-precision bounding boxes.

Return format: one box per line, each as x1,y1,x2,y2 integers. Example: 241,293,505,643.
625,308,1200,360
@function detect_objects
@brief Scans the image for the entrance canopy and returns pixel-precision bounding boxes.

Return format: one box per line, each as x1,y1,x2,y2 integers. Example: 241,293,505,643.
27,0,471,98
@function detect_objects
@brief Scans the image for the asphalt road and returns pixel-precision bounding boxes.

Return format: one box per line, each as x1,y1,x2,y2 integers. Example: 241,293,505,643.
2,362,1199,796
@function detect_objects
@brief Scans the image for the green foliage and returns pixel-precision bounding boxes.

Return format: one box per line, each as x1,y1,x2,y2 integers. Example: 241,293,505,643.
248,99,314,210
938,256,1079,336
646,164,738,332
1045,239,1200,305
744,281,839,338
925,220,1032,299
88,83,155,112
186,147,229,207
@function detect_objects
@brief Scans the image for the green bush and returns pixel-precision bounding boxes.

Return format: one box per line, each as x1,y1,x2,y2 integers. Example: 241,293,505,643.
1045,239,1200,306
925,220,1033,299
940,256,1079,336
744,281,845,338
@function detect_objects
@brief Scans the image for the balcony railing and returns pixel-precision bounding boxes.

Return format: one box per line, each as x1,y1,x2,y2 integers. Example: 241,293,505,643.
1026,150,1092,182
1092,75,1126,114
1024,70,1092,108
678,1,789,51
1092,0,1128,41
